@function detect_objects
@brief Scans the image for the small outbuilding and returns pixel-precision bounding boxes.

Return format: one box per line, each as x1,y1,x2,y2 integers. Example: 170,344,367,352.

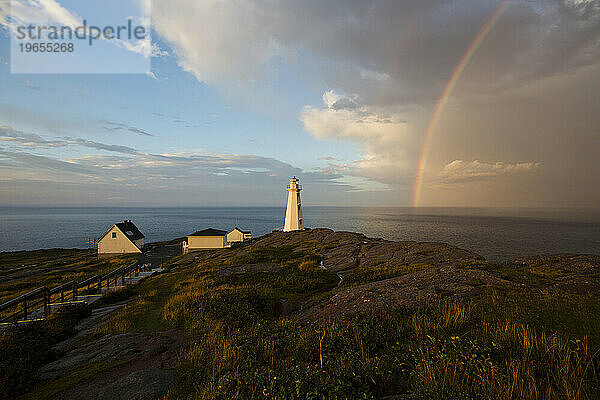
98,220,145,255
186,228,228,250
227,227,252,243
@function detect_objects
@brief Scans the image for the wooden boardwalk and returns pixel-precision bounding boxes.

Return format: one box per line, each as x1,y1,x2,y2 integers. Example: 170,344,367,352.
0,264,163,327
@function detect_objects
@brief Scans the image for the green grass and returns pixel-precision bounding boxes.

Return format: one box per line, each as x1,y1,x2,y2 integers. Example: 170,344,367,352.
165,295,600,399
90,286,135,308
116,244,599,399
478,286,600,344
475,262,577,288
341,263,433,287
94,272,180,335
4,244,600,399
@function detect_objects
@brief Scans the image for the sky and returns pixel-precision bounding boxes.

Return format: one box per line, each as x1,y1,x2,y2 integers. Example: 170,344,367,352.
0,0,599,207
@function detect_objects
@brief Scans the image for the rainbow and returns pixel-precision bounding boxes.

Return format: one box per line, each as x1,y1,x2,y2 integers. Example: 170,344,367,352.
412,0,512,207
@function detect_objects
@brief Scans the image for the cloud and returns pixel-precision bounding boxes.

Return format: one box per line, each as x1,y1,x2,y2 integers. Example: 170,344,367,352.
433,159,541,185
0,149,94,175
149,0,600,200
0,146,358,205
66,138,139,154
2,1,599,206
0,125,317,183
151,112,198,128
0,125,64,148
0,124,361,205
150,1,600,103
0,125,139,154
145,71,158,81
300,91,413,186
0,0,164,58
100,120,154,137
0,0,81,30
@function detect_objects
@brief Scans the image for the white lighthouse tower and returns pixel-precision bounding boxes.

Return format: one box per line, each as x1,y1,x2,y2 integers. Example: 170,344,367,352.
283,176,304,232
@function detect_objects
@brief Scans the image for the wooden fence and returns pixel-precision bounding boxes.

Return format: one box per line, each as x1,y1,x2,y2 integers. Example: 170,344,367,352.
0,263,152,324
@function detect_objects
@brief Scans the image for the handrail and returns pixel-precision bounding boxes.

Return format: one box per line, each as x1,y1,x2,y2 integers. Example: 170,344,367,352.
101,266,124,281
49,280,76,294
77,275,100,288
0,287,47,311
0,262,146,324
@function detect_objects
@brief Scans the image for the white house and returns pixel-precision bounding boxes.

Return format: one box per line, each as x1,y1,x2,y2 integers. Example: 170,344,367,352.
227,227,252,243
186,228,228,250
98,220,145,255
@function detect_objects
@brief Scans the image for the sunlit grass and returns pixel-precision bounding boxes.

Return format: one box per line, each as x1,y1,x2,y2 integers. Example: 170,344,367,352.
341,262,433,287
5,243,600,399
156,246,600,399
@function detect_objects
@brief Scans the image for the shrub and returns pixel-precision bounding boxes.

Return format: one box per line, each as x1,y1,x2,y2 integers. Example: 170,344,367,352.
0,304,91,399
92,286,135,308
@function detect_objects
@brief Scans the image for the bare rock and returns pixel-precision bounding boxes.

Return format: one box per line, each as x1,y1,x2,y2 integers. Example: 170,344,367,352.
306,266,516,319
512,254,600,294
513,254,600,275
40,332,175,380
95,368,174,400
255,228,485,273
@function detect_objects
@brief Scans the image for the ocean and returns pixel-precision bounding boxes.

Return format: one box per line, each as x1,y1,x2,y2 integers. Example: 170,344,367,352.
0,207,599,262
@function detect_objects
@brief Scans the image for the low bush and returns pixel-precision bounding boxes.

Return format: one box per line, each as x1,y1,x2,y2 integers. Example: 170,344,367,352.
92,286,135,308
0,304,91,399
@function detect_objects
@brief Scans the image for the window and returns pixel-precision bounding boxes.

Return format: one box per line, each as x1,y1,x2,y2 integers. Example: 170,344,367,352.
112,232,117,239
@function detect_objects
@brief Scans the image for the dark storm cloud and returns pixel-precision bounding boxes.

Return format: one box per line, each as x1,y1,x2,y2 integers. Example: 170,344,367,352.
153,0,600,106
149,0,600,208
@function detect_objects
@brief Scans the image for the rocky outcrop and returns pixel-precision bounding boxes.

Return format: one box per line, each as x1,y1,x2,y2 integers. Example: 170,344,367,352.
512,254,600,295
95,368,174,400
307,266,516,318
256,228,485,273
40,332,177,380
513,254,600,275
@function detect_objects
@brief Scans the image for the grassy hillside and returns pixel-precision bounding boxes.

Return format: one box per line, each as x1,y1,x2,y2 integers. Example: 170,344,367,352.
95,234,600,399
3,229,600,399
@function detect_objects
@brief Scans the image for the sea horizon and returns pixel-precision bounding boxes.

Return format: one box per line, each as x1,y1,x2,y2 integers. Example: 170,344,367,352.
1,206,598,261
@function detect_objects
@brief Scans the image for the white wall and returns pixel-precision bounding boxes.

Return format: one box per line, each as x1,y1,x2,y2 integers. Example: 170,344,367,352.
98,225,142,254
188,235,226,249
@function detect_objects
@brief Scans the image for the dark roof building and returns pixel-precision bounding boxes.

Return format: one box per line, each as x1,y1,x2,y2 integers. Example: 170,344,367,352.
230,227,251,234
189,228,228,237
115,220,145,241
97,220,145,255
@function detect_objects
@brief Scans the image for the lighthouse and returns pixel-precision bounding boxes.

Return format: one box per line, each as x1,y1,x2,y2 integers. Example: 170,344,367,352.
283,176,304,232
